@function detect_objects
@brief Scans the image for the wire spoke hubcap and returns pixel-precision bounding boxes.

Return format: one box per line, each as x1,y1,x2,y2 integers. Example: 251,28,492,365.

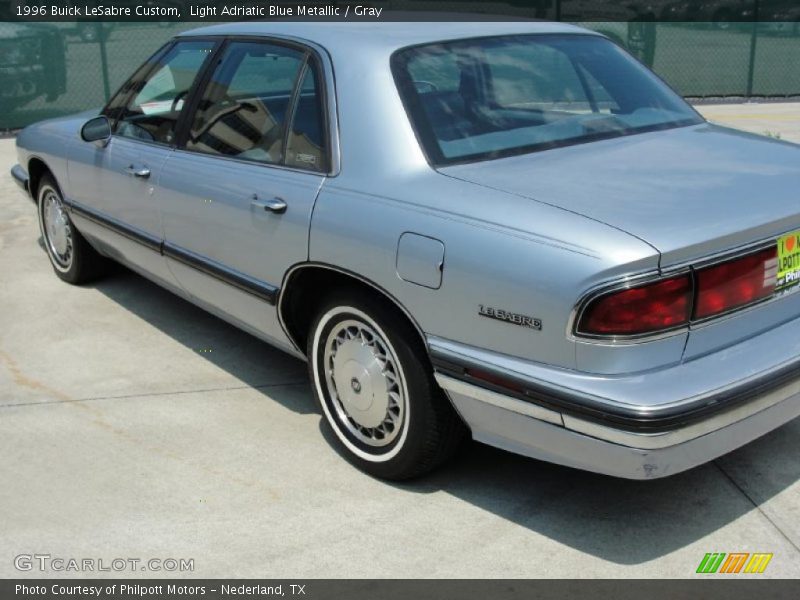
323,319,406,447
42,190,72,267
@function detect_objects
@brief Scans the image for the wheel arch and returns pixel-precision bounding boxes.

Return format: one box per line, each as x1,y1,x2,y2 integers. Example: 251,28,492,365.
27,156,55,200
278,263,429,359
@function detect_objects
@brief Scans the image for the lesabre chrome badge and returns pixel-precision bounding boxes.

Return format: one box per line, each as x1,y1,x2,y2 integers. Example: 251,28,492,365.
478,305,542,330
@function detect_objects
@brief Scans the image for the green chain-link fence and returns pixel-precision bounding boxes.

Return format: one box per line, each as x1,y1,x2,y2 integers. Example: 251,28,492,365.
648,22,800,98
1,20,798,130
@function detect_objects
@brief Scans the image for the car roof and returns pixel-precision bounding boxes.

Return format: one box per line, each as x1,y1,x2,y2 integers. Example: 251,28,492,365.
177,20,597,54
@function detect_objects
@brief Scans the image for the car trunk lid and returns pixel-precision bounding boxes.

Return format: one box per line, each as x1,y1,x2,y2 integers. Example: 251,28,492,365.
439,123,800,268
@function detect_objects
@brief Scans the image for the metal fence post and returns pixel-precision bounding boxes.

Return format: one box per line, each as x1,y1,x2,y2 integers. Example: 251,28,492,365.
98,24,111,101
746,0,761,98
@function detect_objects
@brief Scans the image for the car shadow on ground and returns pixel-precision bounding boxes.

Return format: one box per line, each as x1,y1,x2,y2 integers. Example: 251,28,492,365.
90,261,313,410
91,262,800,565
394,423,800,564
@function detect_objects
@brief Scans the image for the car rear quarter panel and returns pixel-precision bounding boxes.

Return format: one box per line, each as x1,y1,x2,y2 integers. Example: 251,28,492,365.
309,171,672,372
309,41,674,374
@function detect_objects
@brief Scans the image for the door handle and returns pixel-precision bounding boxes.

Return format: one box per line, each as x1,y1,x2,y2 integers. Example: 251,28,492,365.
126,165,151,179
250,196,287,214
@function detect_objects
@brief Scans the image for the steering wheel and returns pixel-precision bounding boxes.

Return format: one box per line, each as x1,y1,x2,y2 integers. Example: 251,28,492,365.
188,96,258,143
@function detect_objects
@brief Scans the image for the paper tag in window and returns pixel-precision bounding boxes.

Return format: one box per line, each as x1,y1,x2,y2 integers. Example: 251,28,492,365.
140,100,175,115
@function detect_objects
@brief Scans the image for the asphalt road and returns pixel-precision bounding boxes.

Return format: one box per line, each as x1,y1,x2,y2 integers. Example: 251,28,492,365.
1,106,799,578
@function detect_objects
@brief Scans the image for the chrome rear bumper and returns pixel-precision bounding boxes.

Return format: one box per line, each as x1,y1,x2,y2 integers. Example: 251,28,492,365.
437,372,800,479
430,315,800,478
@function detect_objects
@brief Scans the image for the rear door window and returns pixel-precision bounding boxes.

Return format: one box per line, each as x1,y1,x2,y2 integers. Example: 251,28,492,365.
184,40,327,171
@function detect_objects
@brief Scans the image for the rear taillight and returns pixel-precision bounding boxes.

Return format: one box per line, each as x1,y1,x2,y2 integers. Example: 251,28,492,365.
576,246,780,338
579,275,693,336
694,247,777,320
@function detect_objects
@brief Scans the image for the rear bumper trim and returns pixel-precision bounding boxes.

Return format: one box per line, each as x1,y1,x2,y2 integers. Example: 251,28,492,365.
430,336,800,434
437,372,800,479
435,371,800,450
435,373,563,426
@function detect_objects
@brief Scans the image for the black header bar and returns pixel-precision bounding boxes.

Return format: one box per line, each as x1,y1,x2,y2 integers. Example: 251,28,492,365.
2,0,799,23
3,579,800,600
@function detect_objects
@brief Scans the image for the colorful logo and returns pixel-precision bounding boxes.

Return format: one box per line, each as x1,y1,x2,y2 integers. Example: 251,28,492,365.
696,552,773,574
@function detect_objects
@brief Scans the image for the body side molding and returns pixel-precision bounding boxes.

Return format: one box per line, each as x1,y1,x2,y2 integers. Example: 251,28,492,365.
68,199,279,304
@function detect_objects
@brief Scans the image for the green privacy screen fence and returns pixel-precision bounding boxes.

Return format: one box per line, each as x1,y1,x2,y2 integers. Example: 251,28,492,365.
1,21,798,131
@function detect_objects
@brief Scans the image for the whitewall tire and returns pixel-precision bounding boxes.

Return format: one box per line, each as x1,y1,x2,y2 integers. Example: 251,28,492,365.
308,289,465,480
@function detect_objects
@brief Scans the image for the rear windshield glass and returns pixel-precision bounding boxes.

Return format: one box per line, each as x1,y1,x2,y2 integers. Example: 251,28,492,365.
392,34,703,165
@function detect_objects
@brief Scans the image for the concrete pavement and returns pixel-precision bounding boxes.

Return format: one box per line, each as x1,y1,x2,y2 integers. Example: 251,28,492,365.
1,105,799,578
700,102,800,143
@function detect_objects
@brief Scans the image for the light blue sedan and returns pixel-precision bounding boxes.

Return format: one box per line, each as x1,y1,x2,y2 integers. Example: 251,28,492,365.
11,22,800,480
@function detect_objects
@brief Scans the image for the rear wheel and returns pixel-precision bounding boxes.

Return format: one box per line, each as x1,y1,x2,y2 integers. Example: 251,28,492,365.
37,175,107,284
308,289,466,480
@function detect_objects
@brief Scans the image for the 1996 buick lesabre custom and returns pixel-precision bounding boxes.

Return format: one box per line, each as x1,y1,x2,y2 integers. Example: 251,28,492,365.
11,22,800,480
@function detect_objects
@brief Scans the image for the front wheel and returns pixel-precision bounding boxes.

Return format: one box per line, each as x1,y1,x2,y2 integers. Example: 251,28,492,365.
308,290,465,480
37,175,107,284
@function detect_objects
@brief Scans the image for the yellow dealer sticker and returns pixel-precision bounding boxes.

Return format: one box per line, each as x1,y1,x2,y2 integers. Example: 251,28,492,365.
777,232,800,290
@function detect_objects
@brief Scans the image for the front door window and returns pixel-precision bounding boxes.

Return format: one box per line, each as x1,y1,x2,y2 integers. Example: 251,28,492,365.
114,40,215,145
